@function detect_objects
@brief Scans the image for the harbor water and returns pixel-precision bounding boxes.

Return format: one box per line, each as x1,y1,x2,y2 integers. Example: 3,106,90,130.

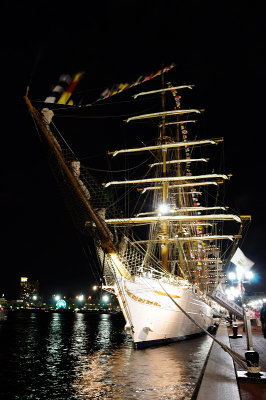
0,311,212,399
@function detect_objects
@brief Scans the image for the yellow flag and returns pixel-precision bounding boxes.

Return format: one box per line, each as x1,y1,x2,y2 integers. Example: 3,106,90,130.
57,72,84,105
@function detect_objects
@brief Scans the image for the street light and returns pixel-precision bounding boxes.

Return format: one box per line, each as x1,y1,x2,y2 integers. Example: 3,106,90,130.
102,295,109,303
245,271,254,280
228,272,236,281
230,247,255,287
228,267,254,284
225,286,240,300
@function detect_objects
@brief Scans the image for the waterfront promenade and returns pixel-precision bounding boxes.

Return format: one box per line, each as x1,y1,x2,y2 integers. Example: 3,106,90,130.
228,323,266,400
196,321,266,400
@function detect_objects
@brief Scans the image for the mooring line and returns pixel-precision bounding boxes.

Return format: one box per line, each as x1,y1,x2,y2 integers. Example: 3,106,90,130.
159,281,249,370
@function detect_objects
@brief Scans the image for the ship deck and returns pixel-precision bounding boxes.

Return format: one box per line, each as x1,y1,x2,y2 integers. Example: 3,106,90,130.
195,321,266,400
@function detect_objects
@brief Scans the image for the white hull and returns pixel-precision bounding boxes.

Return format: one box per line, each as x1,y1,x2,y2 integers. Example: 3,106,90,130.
114,276,213,348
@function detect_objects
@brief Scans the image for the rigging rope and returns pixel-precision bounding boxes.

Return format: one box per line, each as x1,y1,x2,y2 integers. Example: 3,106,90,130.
52,102,160,119
84,155,152,173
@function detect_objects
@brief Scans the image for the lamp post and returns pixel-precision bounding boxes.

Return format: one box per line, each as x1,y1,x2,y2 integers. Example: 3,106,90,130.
229,249,264,379
227,267,255,348
102,294,109,303
102,294,109,305
92,285,100,309
227,268,254,305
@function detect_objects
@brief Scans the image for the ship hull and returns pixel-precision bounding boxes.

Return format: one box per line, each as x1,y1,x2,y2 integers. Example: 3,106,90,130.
115,276,213,349
133,332,205,349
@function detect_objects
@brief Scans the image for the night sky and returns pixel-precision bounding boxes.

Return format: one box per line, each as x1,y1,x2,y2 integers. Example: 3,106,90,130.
2,1,266,299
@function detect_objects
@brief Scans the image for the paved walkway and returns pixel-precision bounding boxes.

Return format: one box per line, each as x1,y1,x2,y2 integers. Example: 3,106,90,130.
228,323,266,400
196,322,240,400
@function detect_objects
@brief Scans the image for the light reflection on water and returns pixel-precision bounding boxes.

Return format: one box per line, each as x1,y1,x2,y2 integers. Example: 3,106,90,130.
0,311,212,399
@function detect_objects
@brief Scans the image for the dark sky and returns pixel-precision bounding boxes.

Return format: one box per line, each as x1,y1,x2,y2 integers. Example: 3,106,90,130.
2,1,266,299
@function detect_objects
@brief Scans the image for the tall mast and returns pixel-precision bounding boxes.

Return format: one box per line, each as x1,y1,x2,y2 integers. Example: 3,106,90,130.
176,105,186,275
160,73,169,269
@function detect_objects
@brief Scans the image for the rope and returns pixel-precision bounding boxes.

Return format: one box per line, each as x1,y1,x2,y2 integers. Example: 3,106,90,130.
84,155,152,173
158,281,250,370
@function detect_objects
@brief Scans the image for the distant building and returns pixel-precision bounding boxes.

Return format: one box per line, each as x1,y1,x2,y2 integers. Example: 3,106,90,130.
19,277,39,301
0,294,7,305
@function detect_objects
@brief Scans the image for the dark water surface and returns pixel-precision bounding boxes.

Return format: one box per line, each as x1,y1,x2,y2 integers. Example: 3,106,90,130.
0,311,212,399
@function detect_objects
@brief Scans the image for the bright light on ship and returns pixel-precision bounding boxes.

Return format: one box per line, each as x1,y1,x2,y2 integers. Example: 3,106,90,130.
158,203,170,215
109,252,132,280
78,295,84,301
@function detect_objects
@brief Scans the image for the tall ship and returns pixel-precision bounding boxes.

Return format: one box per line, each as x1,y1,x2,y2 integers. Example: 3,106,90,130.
25,65,250,348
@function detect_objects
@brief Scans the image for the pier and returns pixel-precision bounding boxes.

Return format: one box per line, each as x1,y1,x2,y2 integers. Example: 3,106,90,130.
195,321,266,400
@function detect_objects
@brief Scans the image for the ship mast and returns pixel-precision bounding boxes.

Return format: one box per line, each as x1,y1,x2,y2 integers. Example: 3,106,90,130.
160,73,168,269
175,99,185,276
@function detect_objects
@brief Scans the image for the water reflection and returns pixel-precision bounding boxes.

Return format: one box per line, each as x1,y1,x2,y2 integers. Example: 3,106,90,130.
71,313,120,398
0,311,212,399
71,313,212,399
91,337,212,400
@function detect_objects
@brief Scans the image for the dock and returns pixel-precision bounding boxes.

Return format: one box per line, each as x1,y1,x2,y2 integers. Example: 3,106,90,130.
195,322,266,400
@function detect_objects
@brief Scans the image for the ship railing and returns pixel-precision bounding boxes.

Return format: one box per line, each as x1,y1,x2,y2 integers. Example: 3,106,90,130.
96,236,189,287
117,238,190,286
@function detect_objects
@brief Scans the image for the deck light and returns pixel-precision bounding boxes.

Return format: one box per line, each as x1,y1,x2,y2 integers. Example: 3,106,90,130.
158,203,169,215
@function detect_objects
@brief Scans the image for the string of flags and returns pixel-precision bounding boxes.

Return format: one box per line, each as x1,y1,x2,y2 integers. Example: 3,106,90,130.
167,82,192,178
57,72,84,105
44,74,72,104
95,63,175,103
44,64,175,106
44,72,84,105
168,82,205,279
167,83,181,108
